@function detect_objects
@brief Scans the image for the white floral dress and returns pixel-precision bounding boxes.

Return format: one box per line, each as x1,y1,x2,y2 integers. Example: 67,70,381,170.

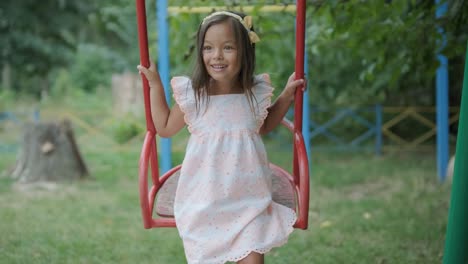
171,75,296,264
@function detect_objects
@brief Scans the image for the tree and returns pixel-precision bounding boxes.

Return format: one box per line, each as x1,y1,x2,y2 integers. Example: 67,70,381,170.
0,0,139,95
158,0,468,106
0,1,95,94
307,0,468,106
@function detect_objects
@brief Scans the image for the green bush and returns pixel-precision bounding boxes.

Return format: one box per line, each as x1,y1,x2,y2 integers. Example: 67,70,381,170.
0,89,15,110
113,120,143,144
49,68,74,97
70,44,127,92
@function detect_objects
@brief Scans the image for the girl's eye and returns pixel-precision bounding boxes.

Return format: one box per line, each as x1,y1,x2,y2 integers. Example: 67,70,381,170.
203,46,212,51
224,46,234,50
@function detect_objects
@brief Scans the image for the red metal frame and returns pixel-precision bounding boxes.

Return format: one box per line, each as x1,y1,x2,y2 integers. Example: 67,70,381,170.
136,0,309,230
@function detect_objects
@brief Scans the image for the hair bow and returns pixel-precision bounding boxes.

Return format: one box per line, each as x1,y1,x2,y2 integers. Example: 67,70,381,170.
243,16,260,44
202,11,260,44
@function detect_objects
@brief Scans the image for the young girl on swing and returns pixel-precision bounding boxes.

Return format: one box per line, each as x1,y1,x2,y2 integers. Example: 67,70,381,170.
137,10,304,264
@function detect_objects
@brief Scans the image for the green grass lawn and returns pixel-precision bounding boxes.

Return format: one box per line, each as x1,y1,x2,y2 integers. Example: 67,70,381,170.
0,94,452,263
0,142,451,263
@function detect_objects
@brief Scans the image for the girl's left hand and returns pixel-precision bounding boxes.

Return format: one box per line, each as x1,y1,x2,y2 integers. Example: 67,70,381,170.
282,72,305,100
137,61,159,84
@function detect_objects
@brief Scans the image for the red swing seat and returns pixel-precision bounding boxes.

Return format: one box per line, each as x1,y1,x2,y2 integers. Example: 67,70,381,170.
136,0,309,230
155,163,296,218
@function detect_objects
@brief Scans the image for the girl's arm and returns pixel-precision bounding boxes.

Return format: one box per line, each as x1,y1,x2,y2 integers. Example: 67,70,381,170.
137,61,185,138
259,73,304,135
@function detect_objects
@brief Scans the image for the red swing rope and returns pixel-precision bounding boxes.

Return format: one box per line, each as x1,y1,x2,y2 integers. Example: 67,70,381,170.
294,0,305,178
136,0,153,133
136,0,309,229
136,0,162,228
293,0,309,229
292,0,309,229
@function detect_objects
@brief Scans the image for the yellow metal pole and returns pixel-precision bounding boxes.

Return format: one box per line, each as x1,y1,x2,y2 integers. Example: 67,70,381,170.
168,5,296,14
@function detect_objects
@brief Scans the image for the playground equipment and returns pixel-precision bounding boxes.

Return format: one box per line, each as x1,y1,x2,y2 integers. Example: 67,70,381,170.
442,42,468,264
135,0,310,229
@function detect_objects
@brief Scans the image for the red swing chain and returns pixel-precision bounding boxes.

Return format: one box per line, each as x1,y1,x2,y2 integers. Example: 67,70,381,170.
293,0,306,178
135,0,162,228
293,0,309,229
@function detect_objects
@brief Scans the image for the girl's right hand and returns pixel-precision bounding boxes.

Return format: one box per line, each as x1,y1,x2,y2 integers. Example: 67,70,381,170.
137,61,159,84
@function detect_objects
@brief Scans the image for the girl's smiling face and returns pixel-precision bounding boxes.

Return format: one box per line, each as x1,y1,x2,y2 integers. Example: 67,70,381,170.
202,21,241,93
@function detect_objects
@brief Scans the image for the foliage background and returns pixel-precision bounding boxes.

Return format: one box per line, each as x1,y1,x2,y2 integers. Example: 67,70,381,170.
0,1,464,263
1,0,466,107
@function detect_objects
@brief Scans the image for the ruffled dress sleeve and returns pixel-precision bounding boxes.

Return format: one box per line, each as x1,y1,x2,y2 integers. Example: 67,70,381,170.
171,76,196,133
253,73,274,131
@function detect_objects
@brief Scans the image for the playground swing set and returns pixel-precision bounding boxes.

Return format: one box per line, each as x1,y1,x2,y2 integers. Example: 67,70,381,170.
136,0,467,261
135,0,310,230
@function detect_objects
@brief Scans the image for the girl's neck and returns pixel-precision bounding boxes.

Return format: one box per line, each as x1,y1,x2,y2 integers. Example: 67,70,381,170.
208,79,243,95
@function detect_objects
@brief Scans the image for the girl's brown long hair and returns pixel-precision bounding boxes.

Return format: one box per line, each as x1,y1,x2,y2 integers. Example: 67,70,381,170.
191,11,258,113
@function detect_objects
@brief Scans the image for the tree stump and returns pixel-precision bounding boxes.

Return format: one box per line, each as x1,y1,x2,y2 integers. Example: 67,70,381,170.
11,119,89,182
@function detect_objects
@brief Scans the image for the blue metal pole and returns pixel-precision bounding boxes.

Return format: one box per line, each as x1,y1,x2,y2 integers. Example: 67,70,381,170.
33,109,40,122
303,38,310,160
435,0,449,182
157,0,172,174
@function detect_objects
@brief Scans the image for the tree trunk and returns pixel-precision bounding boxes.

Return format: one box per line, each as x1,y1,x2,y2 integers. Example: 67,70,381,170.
2,63,11,91
11,119,89,182
40,77,49,102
